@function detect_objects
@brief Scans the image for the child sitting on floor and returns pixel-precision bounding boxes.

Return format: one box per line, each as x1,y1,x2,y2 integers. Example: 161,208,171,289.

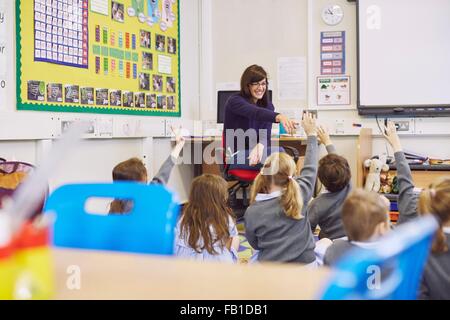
324,122,450,299
307,126,351,240
244,113,330,265
109,126,185,214
382,121,450,300
174,174,240,262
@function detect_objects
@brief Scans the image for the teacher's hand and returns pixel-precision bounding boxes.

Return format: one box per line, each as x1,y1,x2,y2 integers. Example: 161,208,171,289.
248,143,265,166
276,114,297,135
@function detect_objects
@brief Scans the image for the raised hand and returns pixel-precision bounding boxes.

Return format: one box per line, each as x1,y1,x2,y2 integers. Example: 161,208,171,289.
317,125,332,146
383,121,402,152
170,125,186,159
301,112,318,137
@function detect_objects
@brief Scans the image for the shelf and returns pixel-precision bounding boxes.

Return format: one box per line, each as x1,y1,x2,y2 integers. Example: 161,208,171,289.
389,164,450,171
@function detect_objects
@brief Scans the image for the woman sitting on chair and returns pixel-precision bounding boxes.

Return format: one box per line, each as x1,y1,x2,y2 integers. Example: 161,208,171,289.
223,65,297,170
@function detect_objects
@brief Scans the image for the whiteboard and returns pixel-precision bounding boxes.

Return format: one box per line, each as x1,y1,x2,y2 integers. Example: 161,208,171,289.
358,0,450,110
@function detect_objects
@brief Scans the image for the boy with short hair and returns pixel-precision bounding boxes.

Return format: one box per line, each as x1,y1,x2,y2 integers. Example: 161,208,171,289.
323,190,391,266
307,126,351,240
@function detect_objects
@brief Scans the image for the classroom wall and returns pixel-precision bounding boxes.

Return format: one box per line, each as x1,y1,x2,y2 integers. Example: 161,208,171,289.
1,0,449,199
205,0,309,120
0,0,201,202
204,0,450,186
308,0,450,174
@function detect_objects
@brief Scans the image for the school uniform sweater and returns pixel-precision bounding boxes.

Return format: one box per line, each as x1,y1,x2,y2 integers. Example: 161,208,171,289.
420,228,450,300
307,144,350,240
150,155,176,185
323,151,419,266
109,156,175,214
223,94,278,152
324,151,450,299
244,135,318,264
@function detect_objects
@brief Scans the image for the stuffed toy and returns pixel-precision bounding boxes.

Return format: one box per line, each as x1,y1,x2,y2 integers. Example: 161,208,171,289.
379,171,391,194
364,158,389,192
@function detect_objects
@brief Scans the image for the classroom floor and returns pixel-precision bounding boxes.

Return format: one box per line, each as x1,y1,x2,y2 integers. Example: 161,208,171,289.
236,219,321,264
236,221,254,263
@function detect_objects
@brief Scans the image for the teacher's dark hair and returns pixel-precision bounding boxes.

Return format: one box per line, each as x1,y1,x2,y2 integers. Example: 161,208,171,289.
240,65,270,107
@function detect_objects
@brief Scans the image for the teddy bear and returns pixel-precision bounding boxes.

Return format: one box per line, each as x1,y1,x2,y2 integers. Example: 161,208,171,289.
364,158,390,193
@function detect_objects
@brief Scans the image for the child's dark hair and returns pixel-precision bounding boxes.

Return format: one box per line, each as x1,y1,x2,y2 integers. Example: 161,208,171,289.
318,154,351,193
240,65,270,107
110,158,147,214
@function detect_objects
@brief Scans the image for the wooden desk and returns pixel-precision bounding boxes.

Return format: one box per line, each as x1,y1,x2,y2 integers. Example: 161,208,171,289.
54,248,330,300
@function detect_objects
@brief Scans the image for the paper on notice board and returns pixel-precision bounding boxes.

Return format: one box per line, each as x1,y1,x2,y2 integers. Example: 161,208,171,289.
317,76,350,106
158,55,172,74
277,57,306,100
91,0,109,16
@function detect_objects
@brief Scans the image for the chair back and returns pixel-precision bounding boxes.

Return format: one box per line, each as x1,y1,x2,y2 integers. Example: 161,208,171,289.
44,182,180,255
320,215,439,300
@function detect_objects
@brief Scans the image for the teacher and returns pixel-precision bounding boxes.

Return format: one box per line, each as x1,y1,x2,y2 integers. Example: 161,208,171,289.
224,65,297,170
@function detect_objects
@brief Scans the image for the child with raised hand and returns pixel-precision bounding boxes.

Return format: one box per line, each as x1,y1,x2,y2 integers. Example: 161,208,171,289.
174,174,239,262
244,112,324,264
307,126,351,240
109,125,185,214
383,121,450,299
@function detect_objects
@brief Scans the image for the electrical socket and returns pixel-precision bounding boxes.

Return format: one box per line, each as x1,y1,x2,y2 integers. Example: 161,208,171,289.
395,121,410,132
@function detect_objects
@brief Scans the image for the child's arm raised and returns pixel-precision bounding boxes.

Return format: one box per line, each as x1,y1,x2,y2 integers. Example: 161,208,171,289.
151,126,186,184
383,121,418,223
295,112,319,205
317,125,336,154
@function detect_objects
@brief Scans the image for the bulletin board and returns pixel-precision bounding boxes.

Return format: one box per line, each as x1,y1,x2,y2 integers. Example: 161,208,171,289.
16,0,180,117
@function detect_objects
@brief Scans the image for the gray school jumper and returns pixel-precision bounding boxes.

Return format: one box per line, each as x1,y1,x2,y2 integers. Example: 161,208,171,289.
110,156,175,214
244,135,318,264
324,151,419,266
324,151,450,300
307,144,350,240
323,151,418,265
151,155,176,185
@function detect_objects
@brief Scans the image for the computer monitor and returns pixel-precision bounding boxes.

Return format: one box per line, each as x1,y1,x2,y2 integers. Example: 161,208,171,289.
217,90,273,123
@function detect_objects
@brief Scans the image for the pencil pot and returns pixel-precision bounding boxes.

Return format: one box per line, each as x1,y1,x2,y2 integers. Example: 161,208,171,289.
12,222,54,300
0,244,16,299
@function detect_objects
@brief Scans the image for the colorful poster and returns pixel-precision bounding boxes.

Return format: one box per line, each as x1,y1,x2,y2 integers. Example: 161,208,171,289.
320,31,345,75
17,0,180,117
317,76,350,106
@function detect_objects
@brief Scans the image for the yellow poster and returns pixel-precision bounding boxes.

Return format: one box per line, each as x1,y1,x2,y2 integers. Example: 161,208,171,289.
17,0,180,116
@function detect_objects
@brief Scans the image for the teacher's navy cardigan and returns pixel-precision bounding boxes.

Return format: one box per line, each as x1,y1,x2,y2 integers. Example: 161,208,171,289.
223,94,279,152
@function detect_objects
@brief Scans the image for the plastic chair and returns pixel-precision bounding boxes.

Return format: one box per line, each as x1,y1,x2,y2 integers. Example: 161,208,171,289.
320,215,439,300
44,182,180,255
